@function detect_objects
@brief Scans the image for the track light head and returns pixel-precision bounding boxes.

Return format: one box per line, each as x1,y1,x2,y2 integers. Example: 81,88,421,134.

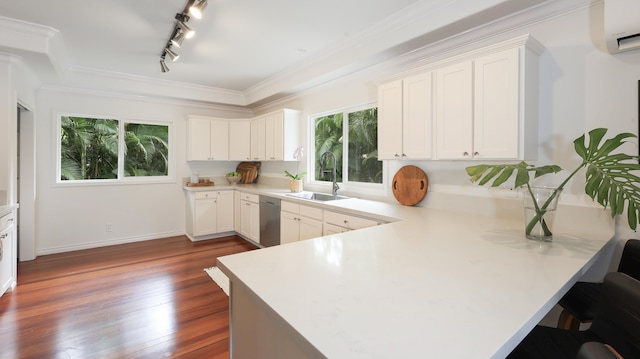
170,29,185,48
189,0,208,19
160,59,169,73
165,47,180,62
176,21,195,39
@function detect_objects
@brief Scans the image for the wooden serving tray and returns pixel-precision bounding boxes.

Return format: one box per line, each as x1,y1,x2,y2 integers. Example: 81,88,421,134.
186,180,215,187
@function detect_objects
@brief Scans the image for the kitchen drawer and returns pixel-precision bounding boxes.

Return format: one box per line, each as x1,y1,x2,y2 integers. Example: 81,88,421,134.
195,191,216,200
281,201,298,214
240,192,259,203
299,205,323,221
323,211,378,230
0,213,15,231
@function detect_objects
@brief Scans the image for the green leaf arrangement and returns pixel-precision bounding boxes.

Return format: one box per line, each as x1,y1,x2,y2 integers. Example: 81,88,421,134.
466,128,640,236
284,170,307,181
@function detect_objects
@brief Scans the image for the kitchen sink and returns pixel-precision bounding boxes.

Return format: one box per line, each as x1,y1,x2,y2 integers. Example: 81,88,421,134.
286,192,350,202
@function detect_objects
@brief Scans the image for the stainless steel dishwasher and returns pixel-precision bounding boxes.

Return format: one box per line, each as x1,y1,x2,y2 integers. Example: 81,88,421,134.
259,195,281,247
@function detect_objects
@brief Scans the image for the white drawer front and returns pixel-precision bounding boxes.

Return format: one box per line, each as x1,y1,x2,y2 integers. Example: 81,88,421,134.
195,191,216,200
324,211,378,230
281,201,299,214
299,205,323,221
0,213,15,232
241,192,259,203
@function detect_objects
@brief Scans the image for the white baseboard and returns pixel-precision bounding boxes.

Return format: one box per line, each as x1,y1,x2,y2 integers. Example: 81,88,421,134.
36,230,185,256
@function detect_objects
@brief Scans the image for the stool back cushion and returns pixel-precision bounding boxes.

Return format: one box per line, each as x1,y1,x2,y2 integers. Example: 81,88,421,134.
590,272,640,358
618,239,640,280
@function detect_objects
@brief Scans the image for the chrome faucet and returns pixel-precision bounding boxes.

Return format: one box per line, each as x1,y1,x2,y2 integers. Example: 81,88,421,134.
319,151,339,196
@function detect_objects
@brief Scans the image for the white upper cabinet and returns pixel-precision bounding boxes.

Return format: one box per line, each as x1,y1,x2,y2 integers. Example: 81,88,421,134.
435,61,473,159
435,39,541,160
378,73,434,160
256,109,301,161
187,116,229,161
473,48,519,159
250,117,265,161
229,120,251,161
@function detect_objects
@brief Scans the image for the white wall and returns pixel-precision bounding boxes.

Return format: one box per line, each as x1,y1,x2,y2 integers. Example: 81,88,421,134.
34,89,251,254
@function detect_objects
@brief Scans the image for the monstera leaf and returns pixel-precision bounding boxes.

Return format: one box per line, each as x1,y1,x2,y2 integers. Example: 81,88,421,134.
466,128,640,230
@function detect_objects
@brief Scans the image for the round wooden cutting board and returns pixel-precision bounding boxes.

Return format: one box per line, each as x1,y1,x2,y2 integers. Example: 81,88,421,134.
392,165,428,206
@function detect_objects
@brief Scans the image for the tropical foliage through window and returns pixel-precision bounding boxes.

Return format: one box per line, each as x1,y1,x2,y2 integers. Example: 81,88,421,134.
313,107,382,184
59,116,169,181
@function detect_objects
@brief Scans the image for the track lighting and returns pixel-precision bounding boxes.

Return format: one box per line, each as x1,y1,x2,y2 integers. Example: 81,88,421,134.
189,0,208,19
170,29,185,48
159,0,208,73
176,21,195,39
160,59,169,73
165,47,180,62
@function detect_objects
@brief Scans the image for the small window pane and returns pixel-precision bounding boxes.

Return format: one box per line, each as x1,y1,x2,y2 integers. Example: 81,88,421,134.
347,108,382,184
314,113,343,182
124,123,169,177
60,116,118,180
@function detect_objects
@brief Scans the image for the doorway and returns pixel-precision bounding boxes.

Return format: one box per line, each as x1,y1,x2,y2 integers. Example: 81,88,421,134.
17,103,36,261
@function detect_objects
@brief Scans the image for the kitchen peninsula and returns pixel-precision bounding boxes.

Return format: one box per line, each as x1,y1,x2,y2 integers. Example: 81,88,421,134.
217,195,615,358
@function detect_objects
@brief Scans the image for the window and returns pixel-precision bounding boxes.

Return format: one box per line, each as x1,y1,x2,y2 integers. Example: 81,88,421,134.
312,106,383,186
58,115,170,183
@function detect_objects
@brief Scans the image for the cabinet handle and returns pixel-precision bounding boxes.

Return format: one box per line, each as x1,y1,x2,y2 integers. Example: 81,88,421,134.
394,154,400,157
402,154,406,157
7,218,13,222
463,152,469,157
343,220,348,224
474,152,479,157
0,233,6,239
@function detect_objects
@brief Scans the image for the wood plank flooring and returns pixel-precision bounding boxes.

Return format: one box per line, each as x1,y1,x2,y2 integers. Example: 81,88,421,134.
0,235,257,359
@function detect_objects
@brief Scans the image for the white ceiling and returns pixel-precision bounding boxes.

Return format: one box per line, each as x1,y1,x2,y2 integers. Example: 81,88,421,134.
0,0,556,106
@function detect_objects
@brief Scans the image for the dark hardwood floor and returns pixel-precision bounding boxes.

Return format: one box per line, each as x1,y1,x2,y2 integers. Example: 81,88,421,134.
0,235,257,359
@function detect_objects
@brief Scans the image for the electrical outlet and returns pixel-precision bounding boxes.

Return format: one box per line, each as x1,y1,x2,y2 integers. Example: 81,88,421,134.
106,223,113,232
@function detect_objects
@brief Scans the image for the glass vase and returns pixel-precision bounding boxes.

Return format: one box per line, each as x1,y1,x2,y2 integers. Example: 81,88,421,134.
523,186,562,241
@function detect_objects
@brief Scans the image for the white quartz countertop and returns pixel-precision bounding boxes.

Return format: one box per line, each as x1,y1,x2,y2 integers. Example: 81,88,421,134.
217,194,615,358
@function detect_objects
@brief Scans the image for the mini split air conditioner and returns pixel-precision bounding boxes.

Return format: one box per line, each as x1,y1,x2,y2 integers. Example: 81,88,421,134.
604,0,640,54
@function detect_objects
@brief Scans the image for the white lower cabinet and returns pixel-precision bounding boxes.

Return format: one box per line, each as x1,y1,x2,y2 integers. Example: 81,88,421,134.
280,201,323,244
0,210,17,296
186,190,234,240
239,192,260,243
323,210,379,236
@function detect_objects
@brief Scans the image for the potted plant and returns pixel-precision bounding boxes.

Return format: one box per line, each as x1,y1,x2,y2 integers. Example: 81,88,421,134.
285,146,307,192
466,128,640,240
226,171,242,185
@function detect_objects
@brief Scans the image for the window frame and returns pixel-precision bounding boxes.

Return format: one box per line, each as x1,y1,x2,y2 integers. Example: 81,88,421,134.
308,103,386,194
55,112,175,186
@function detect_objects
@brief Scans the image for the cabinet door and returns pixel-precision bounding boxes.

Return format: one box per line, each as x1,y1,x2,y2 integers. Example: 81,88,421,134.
229,121,251,161
250,118,265,161
473,48,519,159
299,217,323,241
188,117,212,161
280,211,299,245
0,226,14,295
233,191,241,232
377,80,403,160
209,120,229,160
323,223,349,236
240,200,260,242
436,61,473,159
248,202,260,242
194,197,217,236
217,191,235,232
240,200,251,237
265,112,284,160
403,73,433,159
